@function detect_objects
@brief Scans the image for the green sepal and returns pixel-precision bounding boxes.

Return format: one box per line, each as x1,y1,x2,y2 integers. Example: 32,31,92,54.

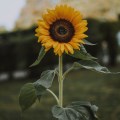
73,60,111,74
30,47,46,67
83,39,96,46
52,101,98,120
69,45,97,60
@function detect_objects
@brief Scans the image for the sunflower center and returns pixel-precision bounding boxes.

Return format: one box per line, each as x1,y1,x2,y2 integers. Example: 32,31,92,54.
57,26,67,35
49,19,75,43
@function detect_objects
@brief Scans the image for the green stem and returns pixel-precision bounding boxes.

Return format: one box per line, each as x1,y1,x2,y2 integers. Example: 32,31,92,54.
63,66,73,80
59,56,63,107
47,89,59,105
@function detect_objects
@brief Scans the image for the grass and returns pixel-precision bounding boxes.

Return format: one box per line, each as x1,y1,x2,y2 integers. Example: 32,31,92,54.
0,68,120,120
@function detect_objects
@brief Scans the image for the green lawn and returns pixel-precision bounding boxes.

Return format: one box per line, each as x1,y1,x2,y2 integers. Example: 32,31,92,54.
0,68,120,120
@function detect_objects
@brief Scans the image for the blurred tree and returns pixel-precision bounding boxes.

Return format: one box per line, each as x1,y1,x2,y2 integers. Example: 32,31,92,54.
0,26,7,33
61,0,120,21
14,0,120,30
15,0,53,30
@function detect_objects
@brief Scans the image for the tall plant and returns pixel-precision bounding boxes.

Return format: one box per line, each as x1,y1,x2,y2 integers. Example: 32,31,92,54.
19,4,118,120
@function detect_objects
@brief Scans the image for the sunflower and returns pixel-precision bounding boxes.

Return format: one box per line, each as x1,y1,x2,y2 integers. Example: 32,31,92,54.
35,5,88,56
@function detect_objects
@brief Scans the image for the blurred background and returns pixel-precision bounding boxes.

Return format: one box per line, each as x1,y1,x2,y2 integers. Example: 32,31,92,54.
0,0,120,120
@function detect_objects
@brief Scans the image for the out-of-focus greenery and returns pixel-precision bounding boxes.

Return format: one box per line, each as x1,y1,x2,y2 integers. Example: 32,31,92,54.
0,27,38,72
86,19,120,66
0,68,120,120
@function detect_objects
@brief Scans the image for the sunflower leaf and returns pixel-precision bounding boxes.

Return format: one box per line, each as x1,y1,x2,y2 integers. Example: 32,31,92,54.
33,83,46,101
73,60,111,74
33,69,57,102
52,101,98,120
34,69,56,89
83,39,96,46
19,83,47,111
19,83,37,111
69,45,97,60
30,47,46,67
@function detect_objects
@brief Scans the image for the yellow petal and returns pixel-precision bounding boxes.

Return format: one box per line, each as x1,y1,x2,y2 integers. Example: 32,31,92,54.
71,38,85,44
79,40,85,44
75,20,88,29
38,28,49,35
60,44,65,53
43,40,53,48
38,38,41,42
62,5,72,19
54,44,61,53
57,49,62,56
37,20,49,29
42,13,55,25
35,33,39,37
62,5,68,18
76,27,88,33
72,11,82,25
74,34,88,39
64,46,69,54
67,7,75,21
72,38,81,43
82,27,88,33
53,41,59,48
64,44,74,54
69,42,80,50
41,38,48,43
55,5,63,18
47,9,57,21
45,47,51,52
38,36,47,42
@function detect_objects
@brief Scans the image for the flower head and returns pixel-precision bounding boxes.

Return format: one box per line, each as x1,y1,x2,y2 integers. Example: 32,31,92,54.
35,5,88,56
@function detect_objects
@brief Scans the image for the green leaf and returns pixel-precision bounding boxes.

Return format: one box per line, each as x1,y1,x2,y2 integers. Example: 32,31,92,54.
19,83,47,111
83,39,96,46
35,70,56,89
73,60,111,74
33,83,46,101
52,101,98,120
69,45,97,60
30,47,46,67
19,83,37,111
19,69,57,112
70,101,98,119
